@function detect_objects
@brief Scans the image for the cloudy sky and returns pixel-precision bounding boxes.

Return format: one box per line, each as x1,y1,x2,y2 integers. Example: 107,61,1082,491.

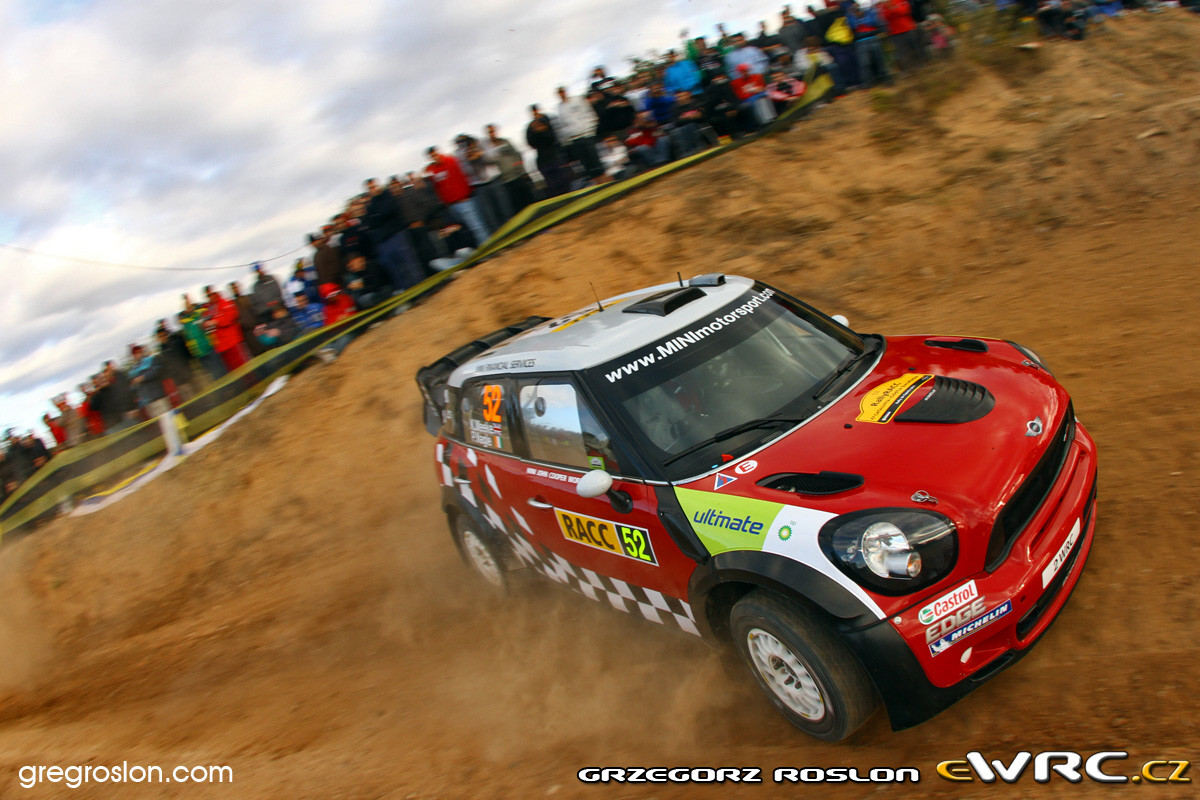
0,0,788,437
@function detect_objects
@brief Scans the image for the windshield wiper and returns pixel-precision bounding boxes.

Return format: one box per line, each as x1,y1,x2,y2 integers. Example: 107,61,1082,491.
662,414,804,467
810,339,879,401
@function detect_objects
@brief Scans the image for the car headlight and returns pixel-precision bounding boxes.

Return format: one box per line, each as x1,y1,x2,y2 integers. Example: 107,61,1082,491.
819,509,957,595
1009,341,1054,376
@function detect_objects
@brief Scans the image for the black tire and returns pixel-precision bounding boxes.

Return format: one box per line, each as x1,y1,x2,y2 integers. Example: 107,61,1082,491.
730,589,878,741
452,515,508,592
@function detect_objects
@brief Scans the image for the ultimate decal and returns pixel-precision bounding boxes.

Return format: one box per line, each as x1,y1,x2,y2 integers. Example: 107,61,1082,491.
674,488,784,554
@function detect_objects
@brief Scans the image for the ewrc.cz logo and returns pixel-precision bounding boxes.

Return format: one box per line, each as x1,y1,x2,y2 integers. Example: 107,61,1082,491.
936,752,1191,784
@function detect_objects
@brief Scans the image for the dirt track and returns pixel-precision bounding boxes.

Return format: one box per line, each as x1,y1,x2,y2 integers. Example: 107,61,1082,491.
3,13,1200,798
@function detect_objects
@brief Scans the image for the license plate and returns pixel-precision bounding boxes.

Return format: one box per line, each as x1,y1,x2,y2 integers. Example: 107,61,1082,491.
1041,518,1081,589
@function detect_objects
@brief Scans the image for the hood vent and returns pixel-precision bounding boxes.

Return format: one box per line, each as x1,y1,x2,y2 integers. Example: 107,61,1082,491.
925,338,989,353
758,471,865,495
895,376,994,424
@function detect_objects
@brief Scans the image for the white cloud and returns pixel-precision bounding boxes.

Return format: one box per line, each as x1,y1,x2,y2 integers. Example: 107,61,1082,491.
0,0,788,436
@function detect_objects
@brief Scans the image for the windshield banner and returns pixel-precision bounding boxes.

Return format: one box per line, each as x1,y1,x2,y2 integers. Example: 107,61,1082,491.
603,289,776,383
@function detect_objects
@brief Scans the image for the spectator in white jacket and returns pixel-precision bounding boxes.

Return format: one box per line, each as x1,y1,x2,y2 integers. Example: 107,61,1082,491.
598,135,634,182
556,86,603,182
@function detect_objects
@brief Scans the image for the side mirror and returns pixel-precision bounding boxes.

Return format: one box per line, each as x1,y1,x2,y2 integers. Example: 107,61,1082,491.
832,314,850,327
577,469,613,498
576,469,633,514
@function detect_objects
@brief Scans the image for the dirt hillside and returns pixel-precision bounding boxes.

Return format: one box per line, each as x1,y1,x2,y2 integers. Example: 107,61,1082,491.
3,13,1200,798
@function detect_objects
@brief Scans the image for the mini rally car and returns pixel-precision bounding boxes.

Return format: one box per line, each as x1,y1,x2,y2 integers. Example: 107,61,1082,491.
417,274,1097,741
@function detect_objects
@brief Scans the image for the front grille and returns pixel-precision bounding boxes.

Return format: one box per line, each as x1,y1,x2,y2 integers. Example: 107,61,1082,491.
986,402,1076,571
1015,476,1096,639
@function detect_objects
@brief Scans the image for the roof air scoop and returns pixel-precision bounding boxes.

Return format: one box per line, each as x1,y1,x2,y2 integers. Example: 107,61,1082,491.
623,287,706,316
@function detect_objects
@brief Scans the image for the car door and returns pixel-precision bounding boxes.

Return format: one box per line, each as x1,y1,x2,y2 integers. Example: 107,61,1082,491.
451,375,699,634
506,376,699,614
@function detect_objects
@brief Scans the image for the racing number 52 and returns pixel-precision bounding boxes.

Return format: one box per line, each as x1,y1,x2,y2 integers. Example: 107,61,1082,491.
620,526,652,563
481,384,503,423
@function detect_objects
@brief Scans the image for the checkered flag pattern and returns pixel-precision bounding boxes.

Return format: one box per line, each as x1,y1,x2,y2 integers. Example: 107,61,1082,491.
453,447,701,637
500,527,700,637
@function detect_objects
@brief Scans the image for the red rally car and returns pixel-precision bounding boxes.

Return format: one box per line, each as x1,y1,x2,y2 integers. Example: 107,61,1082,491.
416,274,1098,741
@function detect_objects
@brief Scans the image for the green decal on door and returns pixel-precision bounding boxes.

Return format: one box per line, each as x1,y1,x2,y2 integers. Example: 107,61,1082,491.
674,487,785,555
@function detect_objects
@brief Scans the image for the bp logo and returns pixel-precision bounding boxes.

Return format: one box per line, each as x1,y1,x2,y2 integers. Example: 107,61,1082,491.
778,525,793,542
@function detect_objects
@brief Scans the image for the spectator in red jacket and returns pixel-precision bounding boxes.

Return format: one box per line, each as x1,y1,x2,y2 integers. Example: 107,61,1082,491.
424,147,491,249
881,0,922,73
317,283,359,358
320,284,357,326
79,381,105,438
43,413,65,448
625,112,672,171
204,285,251,373
732,64,775,126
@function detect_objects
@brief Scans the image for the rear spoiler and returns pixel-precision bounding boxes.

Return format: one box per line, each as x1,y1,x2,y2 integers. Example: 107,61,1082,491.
415,316,550,436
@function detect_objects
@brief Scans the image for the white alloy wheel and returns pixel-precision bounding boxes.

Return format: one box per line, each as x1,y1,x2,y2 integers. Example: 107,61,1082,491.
460,527,504,588
746,627,827,721
730,589,878,741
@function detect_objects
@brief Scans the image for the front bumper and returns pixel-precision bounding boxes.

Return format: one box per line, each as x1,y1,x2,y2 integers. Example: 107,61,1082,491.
839,420,1098,730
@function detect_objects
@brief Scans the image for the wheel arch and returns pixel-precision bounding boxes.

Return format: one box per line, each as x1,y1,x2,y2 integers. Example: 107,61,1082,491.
440,486,509,565
688,549,884,644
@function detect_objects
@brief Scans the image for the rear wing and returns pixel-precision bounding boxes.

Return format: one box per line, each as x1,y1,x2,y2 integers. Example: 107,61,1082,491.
415,316,549,436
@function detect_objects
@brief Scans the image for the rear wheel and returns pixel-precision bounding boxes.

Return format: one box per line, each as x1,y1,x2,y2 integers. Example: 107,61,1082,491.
452,515,507,592
730,589,877,741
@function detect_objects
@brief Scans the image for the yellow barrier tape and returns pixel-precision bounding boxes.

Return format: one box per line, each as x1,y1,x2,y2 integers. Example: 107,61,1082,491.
1,434,169,537
83,459,162,500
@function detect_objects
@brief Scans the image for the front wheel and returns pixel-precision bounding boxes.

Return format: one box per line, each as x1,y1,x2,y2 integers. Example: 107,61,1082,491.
730,589,878,741
452,515,508,592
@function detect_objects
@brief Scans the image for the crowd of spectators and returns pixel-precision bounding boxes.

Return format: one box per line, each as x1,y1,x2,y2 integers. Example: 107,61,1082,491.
1027,0,1180,38
5,0,1185,505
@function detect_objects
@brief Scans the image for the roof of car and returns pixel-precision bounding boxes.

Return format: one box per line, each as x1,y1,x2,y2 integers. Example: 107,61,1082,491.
449,274,759,387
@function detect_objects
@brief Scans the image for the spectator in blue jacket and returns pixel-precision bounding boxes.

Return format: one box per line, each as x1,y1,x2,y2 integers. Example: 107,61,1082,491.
291,292,325,333
128,344,170,419
846,0,891,88
286,259,321,307
662,51,703,96
645,84,677,126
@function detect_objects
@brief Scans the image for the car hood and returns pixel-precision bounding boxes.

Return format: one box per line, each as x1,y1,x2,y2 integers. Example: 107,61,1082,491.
674,335,1069,571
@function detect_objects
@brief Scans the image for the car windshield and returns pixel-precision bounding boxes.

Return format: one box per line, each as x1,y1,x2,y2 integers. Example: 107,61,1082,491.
588,285,871,480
